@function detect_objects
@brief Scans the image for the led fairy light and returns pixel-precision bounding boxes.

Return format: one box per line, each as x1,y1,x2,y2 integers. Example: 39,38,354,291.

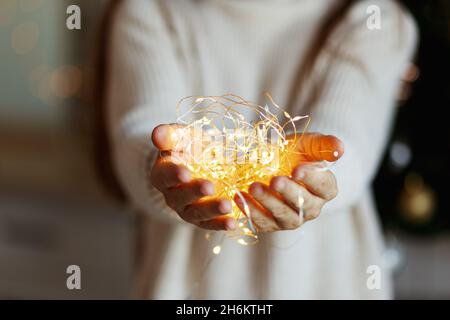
171,93,312,245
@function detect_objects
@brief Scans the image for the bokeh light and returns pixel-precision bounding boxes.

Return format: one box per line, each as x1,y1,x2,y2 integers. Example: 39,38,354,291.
399,173,436,225
49,65,83,98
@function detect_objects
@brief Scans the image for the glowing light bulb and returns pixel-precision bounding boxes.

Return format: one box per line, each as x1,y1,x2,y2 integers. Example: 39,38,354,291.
212,245,221,255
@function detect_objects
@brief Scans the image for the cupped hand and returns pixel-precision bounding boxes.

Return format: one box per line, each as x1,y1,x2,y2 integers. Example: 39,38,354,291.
150,124,236,231
234,134,344,232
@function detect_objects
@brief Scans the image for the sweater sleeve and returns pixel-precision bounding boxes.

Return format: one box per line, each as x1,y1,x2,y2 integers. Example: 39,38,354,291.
107,0,188,223
306,1,418,212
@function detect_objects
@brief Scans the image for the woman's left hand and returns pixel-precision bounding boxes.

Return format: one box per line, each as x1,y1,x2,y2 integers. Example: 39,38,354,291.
234,133,344,232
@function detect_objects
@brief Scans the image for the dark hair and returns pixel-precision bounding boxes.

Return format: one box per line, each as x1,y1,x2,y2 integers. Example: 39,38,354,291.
89,0,125,200
91,0,358,200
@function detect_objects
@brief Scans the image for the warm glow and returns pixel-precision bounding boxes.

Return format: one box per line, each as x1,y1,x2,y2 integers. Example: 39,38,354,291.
172,94,310,244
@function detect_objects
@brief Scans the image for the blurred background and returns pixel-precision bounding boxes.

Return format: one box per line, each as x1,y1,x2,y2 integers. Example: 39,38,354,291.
0,0,134,299
0,0,449,299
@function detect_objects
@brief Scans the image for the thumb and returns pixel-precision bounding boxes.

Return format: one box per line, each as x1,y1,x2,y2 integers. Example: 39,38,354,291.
293,133,344,162
151,124,182,151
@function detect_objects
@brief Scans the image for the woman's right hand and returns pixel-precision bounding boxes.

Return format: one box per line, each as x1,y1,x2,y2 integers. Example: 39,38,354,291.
150,124,236,231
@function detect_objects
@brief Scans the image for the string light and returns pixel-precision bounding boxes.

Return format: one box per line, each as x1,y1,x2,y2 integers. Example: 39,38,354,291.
173,93,312,245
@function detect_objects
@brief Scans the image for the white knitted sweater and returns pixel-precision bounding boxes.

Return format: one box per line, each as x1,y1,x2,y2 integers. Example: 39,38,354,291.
107,0,417,299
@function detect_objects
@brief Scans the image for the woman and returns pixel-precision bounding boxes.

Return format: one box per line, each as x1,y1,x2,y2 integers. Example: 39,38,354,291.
103,0,417,299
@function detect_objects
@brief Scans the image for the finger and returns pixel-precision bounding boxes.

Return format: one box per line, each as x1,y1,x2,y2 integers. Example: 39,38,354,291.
152,124,205,157
249,182,300,230
166,179,215,210
234,192,279,232
198,216,236,231
182,198,232,222
151,124,183,151
270,176,325,221
150,157,191,191
292,164,338,200
293,133,344,162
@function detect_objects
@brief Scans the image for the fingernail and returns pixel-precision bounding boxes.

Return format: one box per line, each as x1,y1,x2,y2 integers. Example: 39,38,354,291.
272,177,286,191
177,170,191,183
294,168,305,180
218,200,232,214
225,219,236,231
200,181,214,196
250,183,263,197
